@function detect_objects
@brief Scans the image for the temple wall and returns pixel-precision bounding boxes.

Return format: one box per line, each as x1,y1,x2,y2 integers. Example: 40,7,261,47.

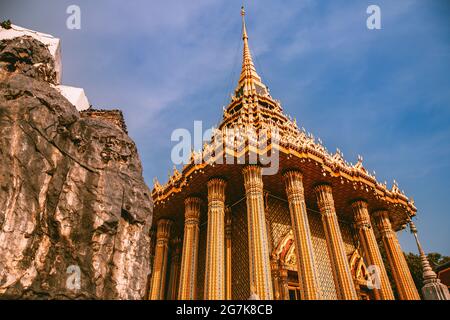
231,201,250,299
193,195,357,300
307,211,338,299
196,217,207,299
265,197,356,300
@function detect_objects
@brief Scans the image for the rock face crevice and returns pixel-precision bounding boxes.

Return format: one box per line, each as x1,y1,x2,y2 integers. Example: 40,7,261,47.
0,36,153,299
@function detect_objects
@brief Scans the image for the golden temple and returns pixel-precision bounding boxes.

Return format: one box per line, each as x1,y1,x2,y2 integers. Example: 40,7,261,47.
148,7,420,300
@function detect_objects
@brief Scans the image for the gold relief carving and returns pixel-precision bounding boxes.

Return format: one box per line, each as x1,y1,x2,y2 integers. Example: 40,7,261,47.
349,249,368,282
149,219,173,300
374,210,420,300
284,245,297,270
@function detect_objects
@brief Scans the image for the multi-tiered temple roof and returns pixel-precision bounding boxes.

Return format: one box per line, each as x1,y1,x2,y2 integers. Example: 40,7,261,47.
152,7,416,233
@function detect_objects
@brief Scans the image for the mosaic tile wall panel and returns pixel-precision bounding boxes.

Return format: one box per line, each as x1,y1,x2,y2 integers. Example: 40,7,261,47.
231,201,250,299
196,219,207,299
266,197,338,300
266,197,291,252
307,211,338,300
339,220,357,257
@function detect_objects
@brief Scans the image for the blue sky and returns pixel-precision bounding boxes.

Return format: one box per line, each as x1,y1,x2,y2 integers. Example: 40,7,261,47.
1,0,449,255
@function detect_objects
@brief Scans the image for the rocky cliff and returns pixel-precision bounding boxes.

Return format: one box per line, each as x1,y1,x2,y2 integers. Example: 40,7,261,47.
0,36,153,299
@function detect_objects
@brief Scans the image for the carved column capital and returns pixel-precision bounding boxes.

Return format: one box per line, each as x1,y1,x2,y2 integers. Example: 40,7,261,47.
184,197,202,224
351,200,372,230
373,210,392,234
242,165,263,191
207,178,227,202
283,169,304,192
314,184,335,217
156,219,173,243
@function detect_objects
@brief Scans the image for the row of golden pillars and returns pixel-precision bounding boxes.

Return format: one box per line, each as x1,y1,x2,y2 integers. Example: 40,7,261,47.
148,165,420,300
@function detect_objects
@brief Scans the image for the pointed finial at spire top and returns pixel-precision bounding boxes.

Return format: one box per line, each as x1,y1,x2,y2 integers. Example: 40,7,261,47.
234,5,269,98
241,6,248,40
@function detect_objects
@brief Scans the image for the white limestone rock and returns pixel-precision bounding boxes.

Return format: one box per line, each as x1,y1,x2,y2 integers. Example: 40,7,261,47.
0,24,62,84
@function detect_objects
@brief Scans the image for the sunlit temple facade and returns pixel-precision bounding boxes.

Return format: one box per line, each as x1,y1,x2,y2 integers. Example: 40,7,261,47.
148,8,421,300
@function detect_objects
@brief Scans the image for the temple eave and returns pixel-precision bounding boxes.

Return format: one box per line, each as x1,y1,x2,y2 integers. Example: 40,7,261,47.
152,145,416,232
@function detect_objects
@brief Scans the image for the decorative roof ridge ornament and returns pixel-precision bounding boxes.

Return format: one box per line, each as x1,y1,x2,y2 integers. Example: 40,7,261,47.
153,177,162,193
391,179,400,194
354,154,367,173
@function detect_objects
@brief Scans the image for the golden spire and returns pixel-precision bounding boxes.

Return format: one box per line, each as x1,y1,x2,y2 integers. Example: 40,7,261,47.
236,6,268,97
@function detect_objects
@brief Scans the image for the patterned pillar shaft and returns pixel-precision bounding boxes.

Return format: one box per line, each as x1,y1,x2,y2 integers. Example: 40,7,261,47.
351,200,394,300
167,238,181,300
149,219,173,300
204,178,227,300
178,197,202,300
243,165,274,300
283,170,321,300
374,210,420,300
314,184,358,300
225,208,232,300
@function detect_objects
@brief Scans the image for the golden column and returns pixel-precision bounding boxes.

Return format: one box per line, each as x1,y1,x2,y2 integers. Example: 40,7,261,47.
204,178,227,300
225,207,232,300
167,238,181,300
351,200,394,300
283,170,321,300
374,210,420,300
314,184,358,300
178,197,202,300
149,218,173,300
242,165,273,300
